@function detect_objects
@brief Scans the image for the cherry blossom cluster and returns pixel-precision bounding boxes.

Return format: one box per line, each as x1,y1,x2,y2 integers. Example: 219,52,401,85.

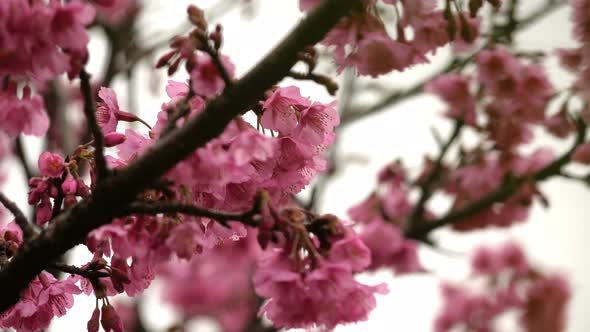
0,0,138,140
300,0,495,77
435,242,570,332
348,161,424,274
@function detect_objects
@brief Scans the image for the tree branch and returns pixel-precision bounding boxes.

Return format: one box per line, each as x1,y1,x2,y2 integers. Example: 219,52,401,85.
14,136,34,181
79,69,108,180
407,120,463,227
406,118,587,240
51,262,110,279
120,201,260,227
0,0,362,313
0,192,35,240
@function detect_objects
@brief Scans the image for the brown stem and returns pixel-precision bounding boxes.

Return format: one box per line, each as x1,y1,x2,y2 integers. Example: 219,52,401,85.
0,0,361,313
0,192,35,240
79,69,108,180
120,201,260,227
407,120,463,227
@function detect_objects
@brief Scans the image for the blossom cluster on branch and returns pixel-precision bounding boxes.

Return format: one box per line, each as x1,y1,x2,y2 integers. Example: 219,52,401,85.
0,0,587,331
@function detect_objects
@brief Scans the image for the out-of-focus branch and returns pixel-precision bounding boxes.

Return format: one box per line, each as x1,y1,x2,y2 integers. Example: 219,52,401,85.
51,262,110,279
0,0,362,312
14,137,34,181
407,120,463,228
339,0,567,126
79,69,108,180
0,192,35,240
406,118,587,240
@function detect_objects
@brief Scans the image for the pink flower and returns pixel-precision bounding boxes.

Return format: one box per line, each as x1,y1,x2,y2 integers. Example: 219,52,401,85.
253,249,387,330
1,272,81,332
426,73,477,125
358,218,423,274
511,148,554,176
521,275,570,332
328,235,372,272
160,236,259,332
477,48,521,90
471,246,503,275
347,193,383,224
556,48,583,72
0,0,94,82
572,143,590,164
116,129,153,162
96,87,121,134
190,53,236,97
50,1,95,51
38,151,65,178
261,86,311,134
412,12,450,53
0,86,49,138
348,32,425,77
294,101,339,146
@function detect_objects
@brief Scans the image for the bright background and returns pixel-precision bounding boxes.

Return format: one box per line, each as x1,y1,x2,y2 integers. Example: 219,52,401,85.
3,1,589,331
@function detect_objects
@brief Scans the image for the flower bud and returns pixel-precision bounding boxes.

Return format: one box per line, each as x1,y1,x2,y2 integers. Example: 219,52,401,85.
104,132,127,147
101,304,124,332
61,175,77,195
87,307,100,332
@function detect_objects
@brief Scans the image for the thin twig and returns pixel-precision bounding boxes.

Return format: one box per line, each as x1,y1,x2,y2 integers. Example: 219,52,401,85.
51,262,110,279
121,200,261,227
79,69,108,180
0,192,35,240
407,120,463,227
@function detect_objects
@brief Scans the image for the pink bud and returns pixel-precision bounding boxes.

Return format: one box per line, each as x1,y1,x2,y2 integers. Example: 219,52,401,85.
156,50,176,69
36,197,53,226
101,304,124,332
87,307,100,332
104,132,127,147
61,175,77,195
38,151,65,178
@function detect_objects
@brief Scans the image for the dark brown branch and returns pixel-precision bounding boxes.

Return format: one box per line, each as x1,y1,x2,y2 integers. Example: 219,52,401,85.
201,39,233,88
0,192,35,240
0,0,361,312
287,70,338,95
406,118,587,240
121,201,259,227
407,120,463,227
51,262,110,279
14,137,34,181
79,69,108,180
